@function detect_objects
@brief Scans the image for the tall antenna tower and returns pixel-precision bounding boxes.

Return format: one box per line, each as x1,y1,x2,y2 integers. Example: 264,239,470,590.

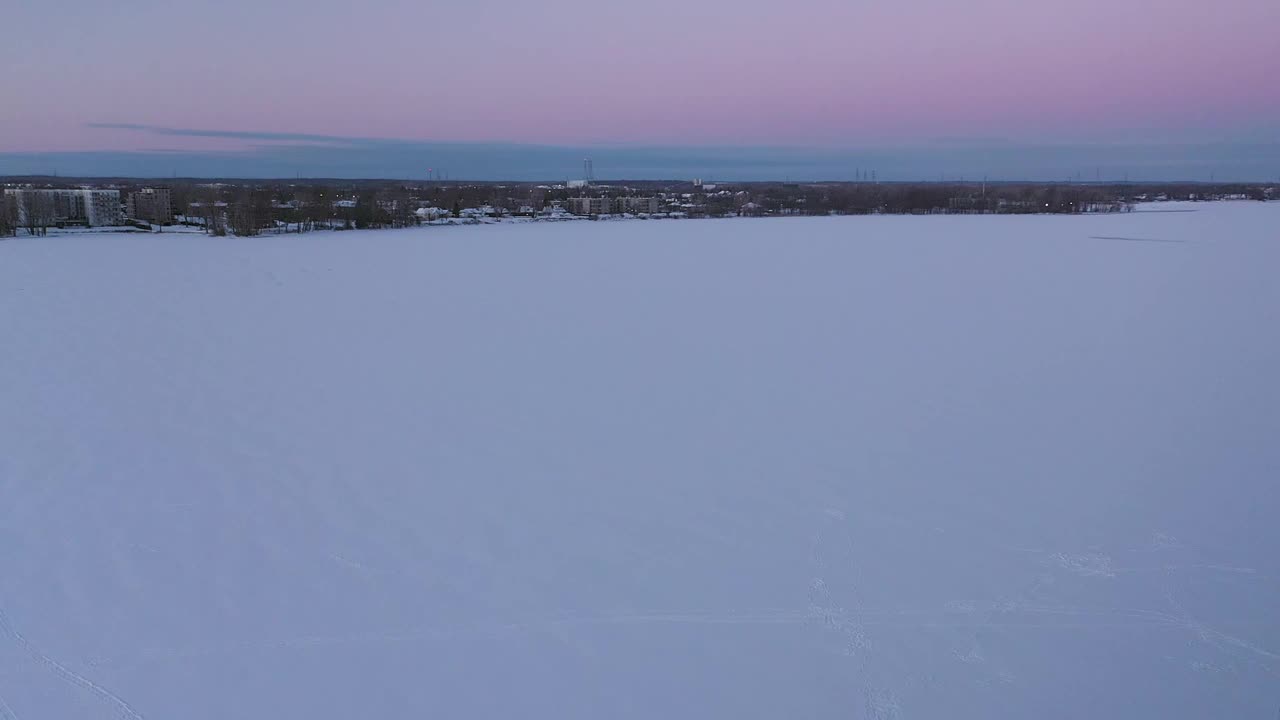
584,158,595,184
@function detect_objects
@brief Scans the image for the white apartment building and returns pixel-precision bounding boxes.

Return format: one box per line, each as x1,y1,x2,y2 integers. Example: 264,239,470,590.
3,188,123,227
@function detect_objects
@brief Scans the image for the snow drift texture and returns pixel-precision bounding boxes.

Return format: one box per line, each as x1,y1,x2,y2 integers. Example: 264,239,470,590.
2,203,1278,719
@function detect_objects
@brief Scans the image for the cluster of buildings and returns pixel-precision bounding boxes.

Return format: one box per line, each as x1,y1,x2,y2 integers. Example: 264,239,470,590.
405,197,661,220
1,187,172,227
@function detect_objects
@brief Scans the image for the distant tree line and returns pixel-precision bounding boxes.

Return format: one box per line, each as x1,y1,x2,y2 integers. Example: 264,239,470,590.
1,177,1273,237
169,183,437,236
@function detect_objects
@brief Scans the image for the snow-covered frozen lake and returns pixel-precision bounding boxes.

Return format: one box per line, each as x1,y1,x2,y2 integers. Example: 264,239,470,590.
2,203,1278,719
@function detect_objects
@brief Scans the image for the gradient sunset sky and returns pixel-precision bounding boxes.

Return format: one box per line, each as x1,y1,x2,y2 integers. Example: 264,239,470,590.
2,0,1277,179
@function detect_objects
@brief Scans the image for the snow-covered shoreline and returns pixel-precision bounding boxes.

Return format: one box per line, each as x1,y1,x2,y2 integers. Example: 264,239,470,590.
16,199,1268,240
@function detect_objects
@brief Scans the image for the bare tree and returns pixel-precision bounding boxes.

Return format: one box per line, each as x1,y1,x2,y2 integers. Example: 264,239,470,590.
0,192,16,237
195,186,227,236
229,189,260,237
292,189,314,232
20,191,54,236
307,186,335,230
390,187,417,228
206,202,227,236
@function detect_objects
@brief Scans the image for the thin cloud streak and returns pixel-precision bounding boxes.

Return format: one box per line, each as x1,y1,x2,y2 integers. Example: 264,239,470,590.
86,123,368,147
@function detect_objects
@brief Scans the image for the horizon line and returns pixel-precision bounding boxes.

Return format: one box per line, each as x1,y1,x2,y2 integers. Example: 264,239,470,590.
2,175,1274,185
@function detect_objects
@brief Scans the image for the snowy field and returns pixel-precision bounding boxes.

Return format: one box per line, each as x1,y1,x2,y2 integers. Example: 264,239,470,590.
1,202,1278,719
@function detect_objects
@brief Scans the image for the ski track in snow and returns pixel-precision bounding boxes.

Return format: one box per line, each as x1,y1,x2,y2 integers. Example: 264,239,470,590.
0,689,20,720
0,608,144,719
1161,583,1280,676
42,597,1246,678
1088,235,1187,243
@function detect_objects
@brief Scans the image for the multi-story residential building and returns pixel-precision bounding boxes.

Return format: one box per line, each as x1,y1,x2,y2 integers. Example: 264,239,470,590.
568,197,612,215
2,188,123,227
615,197,659,214
568,197,659,215
127,188,173,224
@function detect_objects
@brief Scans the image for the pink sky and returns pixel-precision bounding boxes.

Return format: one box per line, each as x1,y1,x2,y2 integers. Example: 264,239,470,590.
2,0,1277,152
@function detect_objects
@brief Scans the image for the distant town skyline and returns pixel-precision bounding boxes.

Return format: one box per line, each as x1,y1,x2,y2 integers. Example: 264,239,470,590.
2,0,1277,178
